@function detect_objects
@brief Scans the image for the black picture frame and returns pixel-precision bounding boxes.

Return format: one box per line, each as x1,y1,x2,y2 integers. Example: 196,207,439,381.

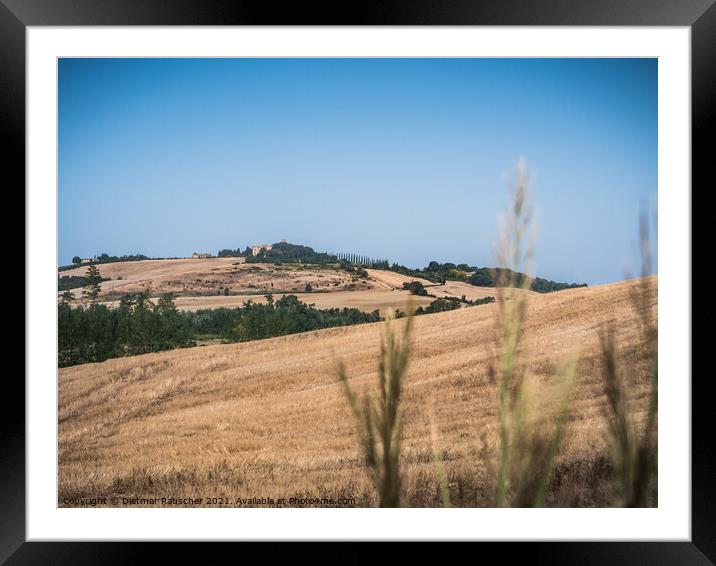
5,1,709,563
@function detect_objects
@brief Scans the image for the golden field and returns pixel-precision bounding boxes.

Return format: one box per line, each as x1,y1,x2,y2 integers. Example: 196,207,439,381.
364,268,435,289
58,276,656,507
100,288,434,314
62,260,495,314
61,258,376,299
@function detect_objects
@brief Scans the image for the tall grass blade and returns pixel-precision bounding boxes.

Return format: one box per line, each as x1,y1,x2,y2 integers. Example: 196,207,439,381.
492,159,576,508
600,211,657,507
337,310,414,507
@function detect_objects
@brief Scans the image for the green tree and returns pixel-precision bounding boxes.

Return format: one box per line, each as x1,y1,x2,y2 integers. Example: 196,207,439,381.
446,268,468,282
81,264,103,302
154,293,193,350
60,290,74,304
72,256,82,265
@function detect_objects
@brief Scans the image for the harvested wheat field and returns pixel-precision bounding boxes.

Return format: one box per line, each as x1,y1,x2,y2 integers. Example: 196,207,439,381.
426,280,518,302
171,289,433,314
58,277,656,508
96,288,434,314
64,260,494,314
364,268,435,290
62,258,374,300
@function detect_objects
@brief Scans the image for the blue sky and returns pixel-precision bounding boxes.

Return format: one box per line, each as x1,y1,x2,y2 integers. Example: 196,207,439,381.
58,58,657,284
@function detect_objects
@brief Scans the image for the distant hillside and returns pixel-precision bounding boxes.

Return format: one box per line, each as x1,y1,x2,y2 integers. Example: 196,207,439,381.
467,267,587,293
238,241,586,293
58,274,110,291
61,242,586,293
246,241,337,264
390,261,586,293
59,253,152,271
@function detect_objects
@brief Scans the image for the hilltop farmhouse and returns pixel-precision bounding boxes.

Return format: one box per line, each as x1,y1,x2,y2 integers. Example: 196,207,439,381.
251,244,273,256
191,252,213,259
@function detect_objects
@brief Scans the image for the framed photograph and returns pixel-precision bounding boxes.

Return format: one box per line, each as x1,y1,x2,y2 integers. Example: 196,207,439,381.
7,0,709,562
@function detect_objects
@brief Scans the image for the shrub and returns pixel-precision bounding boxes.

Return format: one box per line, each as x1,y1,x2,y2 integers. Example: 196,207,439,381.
59,275,108,291
179,297,381,344
446,268,468,282
402,281,428,296
415,297,462,315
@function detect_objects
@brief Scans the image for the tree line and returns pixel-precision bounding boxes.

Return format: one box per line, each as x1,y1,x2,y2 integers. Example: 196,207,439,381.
392,261,586,292
467,266,587,292
64,242,587,294
59,273,109,291
331,253,389,268
58,262,501,367
60,252,151,271
218,241,389,268
185,294,380,342
58,293,194,367
58,290,382,368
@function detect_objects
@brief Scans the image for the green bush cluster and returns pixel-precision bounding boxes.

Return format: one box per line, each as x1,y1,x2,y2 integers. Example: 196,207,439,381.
245,242,336,264
337,260,369,278
414,297,462,314
61,252,151,271
218,246,251,257
468,267,586,293
192,295,380,342
58,274,109,291
401,281,429,296
469,296,496,306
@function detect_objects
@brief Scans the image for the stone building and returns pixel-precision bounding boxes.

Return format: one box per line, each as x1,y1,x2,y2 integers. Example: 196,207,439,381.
251,244,273,256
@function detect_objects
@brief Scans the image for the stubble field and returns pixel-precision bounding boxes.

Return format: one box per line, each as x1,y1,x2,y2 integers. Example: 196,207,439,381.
62,258,375,299
143,288,434,313
58,277,656,507
62,260,493,314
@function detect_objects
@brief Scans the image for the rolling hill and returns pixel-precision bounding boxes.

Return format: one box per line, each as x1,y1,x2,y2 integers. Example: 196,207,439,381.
58,277,656,508
60,259,498,314
61,258,374,298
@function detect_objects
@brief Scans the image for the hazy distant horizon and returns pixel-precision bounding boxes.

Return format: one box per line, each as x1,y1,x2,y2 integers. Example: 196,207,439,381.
59,58,657,285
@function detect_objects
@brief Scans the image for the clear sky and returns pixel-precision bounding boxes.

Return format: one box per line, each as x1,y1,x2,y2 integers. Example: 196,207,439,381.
58,58,657,284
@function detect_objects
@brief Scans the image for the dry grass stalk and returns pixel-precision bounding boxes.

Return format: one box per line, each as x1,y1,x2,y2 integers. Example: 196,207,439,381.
427,404,452,508
600,212,657,507
493,159,577,507
337,311,414,507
